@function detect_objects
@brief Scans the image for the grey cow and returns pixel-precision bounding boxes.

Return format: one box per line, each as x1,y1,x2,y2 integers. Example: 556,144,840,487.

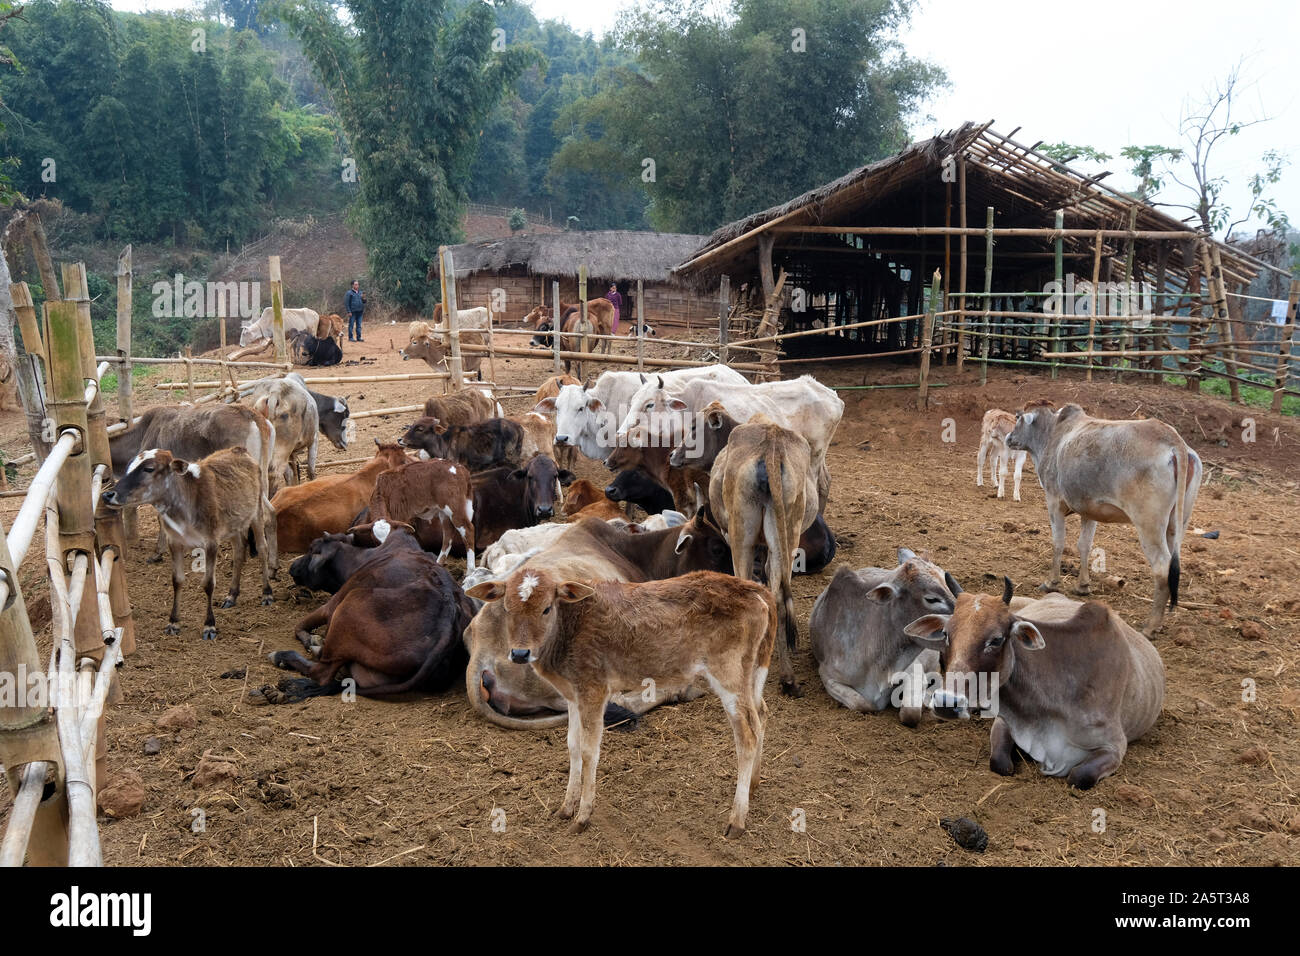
808,548,959,726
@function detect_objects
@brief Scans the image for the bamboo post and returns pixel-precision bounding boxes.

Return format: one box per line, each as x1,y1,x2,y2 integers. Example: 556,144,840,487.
26,214,60,306
268,256,287,365
918,270,941,410
114,246,132,426
1185,252,1206,394
979,207,993,386
551,280,562,376
1051,210,1063,380
1207,243,1242,404
577,264,589,381
1116,207,1137,383
1085,231,1102,382
943,176,952,364
487,310,497,387
636,279,645,372
718,274,731,365
439,247,464,391
184,346,195,402
10,282,51,464
956,155,968,372
1272,278,1300,413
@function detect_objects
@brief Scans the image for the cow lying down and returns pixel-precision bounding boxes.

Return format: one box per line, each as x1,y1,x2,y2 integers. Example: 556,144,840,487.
254,520,474,703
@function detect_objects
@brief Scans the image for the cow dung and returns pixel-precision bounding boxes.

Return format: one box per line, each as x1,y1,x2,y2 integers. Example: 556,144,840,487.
939,817,988,853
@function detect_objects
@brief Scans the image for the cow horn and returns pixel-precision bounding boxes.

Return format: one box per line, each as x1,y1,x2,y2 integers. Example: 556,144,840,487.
944,571,963,595
692,481,704,513
373,437,381,447
656,375,664,389
1001,576,1014,604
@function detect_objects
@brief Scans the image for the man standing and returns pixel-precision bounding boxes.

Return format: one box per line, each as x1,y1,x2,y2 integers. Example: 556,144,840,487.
346,280,366,342
605,282,623,335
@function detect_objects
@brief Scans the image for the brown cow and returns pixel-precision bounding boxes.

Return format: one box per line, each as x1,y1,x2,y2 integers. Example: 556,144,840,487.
528,301,614,369
513,410,556,461
904,579,1164,789
102,447,273,640
606,432,710,516
532,374,580,470
423,388,500,427
263,520,474,701
561,478,625,522
368,458,476,568
400,321,485,378
316,312,345,344
272,440,408,553
467,568,776,836
398,416,524,471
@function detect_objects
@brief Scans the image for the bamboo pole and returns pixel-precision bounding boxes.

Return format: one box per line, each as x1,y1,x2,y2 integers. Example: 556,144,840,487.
1207,243,1242,404
1116,207,1138,383
9,281,52,465
1085,231,1102,382
918,270,941,410
980,207,993,386
269,256,287,365
943,177,952,365
957,156,968,372
99,355,292,369
577,264,589,381
442,247,464,392
155,370,451,391
768,224,1231,240
455,342,767,373
114,248,136,540
636,279,645,372
1272,278,1300,413
718,274,730,365
1051,210,1064,380
551,280,562,377
26,213,60,305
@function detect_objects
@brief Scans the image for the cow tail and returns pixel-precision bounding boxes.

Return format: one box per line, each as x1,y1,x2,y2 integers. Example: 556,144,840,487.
1169,443,1191,609
762,441,797,652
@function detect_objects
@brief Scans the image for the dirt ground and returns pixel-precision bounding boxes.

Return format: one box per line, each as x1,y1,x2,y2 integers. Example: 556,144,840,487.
2,328,1297,867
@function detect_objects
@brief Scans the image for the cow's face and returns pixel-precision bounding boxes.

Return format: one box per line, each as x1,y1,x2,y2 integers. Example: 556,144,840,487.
671,401,734,468
603,468,660,505
467,568,595,665
619,375,687,444
1007,400,1056,452
290,532,358,590
873,548,960,629
551,384,604,448
321,396,351,450
238,322,262,347
371,440,411,471
904,578,1043,719
102,448,196,508
397,417,448,458
670,505,733,575
513,454,573,521
400,330,442,365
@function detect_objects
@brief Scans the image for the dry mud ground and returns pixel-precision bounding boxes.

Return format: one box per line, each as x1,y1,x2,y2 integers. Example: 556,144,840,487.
2,327,1298,866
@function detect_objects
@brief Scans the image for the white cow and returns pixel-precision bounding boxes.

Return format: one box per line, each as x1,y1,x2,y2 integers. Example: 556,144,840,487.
429,304,492,343
239,307,321,348
537,366,747,463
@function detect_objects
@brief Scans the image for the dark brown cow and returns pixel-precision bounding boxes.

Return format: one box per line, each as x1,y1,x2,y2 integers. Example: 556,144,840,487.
369,458,476,568
272,441,408,554
400,321,485,378
262,521,474,701
398,416,524,471
606,437,710,516
102,447,273,640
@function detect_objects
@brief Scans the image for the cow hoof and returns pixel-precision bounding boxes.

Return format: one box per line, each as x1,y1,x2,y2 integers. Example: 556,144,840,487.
146,554,164,565
780,679,803,698
1039,581,1062,594
568,818,590,834
990,756,1017,776
219,598,237,609
1072,584,1092,596
724,823,746,839
164,623,181,636
201,627,217,641
557,805,575,820
261,594,274,606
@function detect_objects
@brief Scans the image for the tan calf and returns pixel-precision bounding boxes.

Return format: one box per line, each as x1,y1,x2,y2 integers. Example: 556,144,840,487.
423,388,499,428
400,321,485,378
468,568,776,836
977,408,1027,501
514,411,556,460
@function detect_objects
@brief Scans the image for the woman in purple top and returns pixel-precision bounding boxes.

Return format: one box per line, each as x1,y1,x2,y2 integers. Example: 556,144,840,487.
605,283,623,334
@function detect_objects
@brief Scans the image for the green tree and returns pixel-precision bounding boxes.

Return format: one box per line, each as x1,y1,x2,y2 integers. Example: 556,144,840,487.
273,0,536,310
551,0,944,234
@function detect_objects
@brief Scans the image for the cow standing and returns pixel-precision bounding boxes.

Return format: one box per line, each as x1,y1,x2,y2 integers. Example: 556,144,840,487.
1007,401,1201,634
368,458,476,569
467,568,776,836
272,441,408,554
103,447,274,640
977,408,1027,501
242,374,320,488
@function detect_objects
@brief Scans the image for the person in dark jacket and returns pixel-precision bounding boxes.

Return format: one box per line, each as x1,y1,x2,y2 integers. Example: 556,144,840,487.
346,280,366,342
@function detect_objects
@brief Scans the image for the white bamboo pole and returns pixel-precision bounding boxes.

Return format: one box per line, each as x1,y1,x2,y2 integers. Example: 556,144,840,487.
0,762,49,867
6,429,78,571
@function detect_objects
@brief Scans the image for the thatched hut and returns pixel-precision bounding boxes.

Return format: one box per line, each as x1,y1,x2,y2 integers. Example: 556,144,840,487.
673,121,1271,367
427,230,718,328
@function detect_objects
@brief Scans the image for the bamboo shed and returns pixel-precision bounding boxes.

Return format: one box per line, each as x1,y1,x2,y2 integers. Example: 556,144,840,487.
674,121,1291,398
426,230,720,329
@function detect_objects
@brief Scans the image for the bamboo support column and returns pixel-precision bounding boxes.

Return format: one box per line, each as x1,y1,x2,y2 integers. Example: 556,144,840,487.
718,274,731,365
268,256,287,365
918,270,941,410
551,280,562,377
1051,210,1064,380
1272,278,1299,413
1116,207,1137,383
943,178,952,364
1207,244,1242,404
114,246,136,540
9,282,51,464
979,207,993,386
1085,231,1103,382
577,264,589,381
636,279,645,372
441,247,464,391
956,156,968,372
1185,253,1206,394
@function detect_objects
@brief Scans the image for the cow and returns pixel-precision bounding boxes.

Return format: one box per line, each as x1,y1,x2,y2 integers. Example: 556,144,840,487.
623,374,843,514
368,458,476,569
539,366,747,463
315,312,345,343
604,467,677,516
289,530,385,595
562,478,625,522
262,520,475,702
532,375,581,469
287,328,343,367
424,388,501,427
109,403,277,568
1007,401,1202,634
808,548,960,727
625,322,656,337
465,510,733,731
102,447,273,640
977,408,1027,501
527,300,614,355
300,380,351,452
242,374,319,488
903,579,1165,789
272,441,408,554
468,568,775,836
430,303,492,338
237,307,321,350
398,416,524,471
605,431,711,517
400,321,485,379
703,415,817,696
514,411,556,461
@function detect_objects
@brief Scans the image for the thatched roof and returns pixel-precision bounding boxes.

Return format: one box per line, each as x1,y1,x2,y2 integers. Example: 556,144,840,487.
674,121,1269,287
427,230,708,284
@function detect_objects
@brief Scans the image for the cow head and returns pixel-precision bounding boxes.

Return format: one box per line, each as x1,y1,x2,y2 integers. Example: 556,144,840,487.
669,400,737,469
101,448,199,508
467,568,595,665
903,576,1039,720
604,468,673,514
617,375,688,445
671,496,733,575
400,322,445,368
290,532,360,591
1007,399,1058,454
512,454,575,521
397,416,450,459
320,394,351,450
550,383,608,452
370,439,411,471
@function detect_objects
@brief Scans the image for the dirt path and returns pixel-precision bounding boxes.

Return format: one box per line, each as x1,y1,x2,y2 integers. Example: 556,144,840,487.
1,332,1297,866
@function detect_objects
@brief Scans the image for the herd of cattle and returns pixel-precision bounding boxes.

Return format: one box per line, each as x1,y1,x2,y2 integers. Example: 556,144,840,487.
96,351,1205,836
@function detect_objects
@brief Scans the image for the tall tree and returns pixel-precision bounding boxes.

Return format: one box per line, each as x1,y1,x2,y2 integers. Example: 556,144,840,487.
273,0,535,309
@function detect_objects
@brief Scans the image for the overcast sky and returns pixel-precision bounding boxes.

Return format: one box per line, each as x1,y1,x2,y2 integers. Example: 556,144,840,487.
109,0,1299,234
